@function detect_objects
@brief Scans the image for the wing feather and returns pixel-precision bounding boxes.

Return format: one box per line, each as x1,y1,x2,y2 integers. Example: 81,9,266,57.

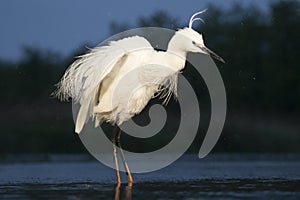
54,36,153,133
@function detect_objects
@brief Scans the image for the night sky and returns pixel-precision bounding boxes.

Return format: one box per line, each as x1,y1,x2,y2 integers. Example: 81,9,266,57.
0,0,276,61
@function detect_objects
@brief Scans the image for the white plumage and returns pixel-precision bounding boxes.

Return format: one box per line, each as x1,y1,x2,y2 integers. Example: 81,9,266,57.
55,10,225,184
55,27,224,133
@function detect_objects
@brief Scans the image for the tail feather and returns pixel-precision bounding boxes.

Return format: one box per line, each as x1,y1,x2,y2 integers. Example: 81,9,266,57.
75,91,95,133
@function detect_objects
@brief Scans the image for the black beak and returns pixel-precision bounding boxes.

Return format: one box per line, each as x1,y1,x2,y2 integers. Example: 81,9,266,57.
201,46,225,63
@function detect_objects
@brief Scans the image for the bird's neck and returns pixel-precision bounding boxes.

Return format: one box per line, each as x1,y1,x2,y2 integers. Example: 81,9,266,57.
167,34,187,58
166,35,187,71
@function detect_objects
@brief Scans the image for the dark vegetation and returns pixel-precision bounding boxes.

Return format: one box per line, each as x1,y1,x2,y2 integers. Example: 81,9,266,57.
0,1,299,154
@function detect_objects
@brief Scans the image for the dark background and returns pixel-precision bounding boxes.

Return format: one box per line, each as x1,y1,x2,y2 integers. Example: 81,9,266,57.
0,1,299,154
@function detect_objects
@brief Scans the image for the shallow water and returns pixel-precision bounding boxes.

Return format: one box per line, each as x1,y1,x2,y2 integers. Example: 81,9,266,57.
0,154,299,199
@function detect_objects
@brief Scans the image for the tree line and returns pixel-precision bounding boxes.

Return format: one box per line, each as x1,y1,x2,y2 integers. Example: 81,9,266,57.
0,1,299,153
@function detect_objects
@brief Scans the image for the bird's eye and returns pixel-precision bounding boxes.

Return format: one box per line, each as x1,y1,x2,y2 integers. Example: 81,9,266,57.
192,41,196,45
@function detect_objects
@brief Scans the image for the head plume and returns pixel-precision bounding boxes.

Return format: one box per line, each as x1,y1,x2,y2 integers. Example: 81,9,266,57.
188,9,207,29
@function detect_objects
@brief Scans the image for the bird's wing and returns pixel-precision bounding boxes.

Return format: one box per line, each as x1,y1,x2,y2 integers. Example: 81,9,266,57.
54,36,153,133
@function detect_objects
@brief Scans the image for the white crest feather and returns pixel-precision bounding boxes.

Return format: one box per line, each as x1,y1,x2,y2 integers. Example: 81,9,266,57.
189,9,207,29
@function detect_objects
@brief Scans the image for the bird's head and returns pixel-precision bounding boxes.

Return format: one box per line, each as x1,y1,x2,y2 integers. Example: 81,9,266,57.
172,10,225,63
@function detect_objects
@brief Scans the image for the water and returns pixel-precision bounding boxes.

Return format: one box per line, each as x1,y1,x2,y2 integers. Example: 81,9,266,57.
0,154,299,199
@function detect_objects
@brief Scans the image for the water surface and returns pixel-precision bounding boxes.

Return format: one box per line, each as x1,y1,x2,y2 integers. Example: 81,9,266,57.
0,154,299,199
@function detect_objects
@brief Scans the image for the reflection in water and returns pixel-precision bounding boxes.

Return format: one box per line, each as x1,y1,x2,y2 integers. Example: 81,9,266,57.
1,154,299,199
114,183,132,200
1,179,299,199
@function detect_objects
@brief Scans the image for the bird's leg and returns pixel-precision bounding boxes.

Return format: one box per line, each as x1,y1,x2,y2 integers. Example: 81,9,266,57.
114,185,120,200
112,126,121,184
116,127,134,185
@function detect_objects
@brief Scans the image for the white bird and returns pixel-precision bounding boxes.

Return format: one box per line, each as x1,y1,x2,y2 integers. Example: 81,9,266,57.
54,10,224,185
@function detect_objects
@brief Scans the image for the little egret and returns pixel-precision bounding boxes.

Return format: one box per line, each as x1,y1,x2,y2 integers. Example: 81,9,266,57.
55,10,224,185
